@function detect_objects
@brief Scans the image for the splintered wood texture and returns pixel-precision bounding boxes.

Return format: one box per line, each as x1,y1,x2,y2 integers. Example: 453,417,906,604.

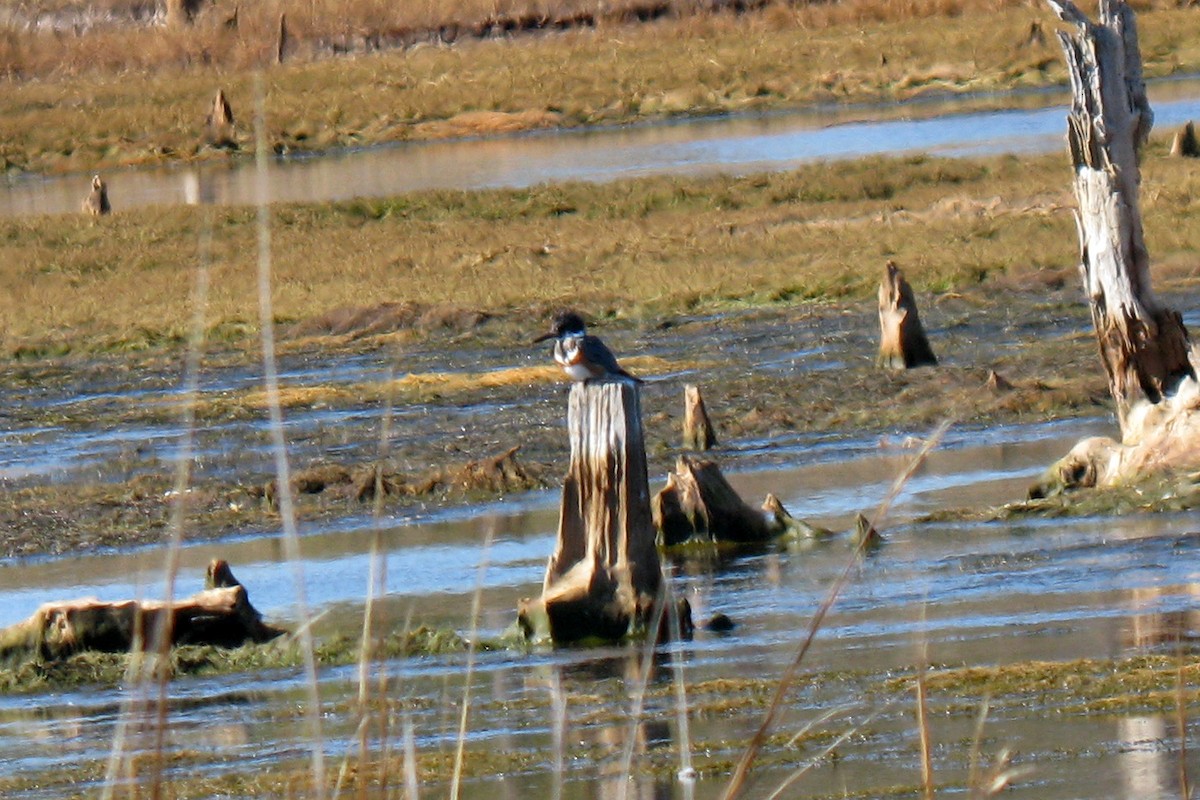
877,260,937,369
1049,0,1195,433
653,454,775,545
541,380,660,641
0,559,282,660
683,383,717,451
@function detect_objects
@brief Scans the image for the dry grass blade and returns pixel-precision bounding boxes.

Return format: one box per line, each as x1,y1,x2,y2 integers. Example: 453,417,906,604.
254,72,327,800
971,745,1032,798
145,171,214,800
449,519,497,800
966,695,990,794
99,612,148,800
784,705,857,748
549,665,567,800
617,590,671,800
1177,637,1194,800
402,713,420,800
721,419,951,800
666,577,697,784
335,367,398,800
916,606,935,800
764,700,895,800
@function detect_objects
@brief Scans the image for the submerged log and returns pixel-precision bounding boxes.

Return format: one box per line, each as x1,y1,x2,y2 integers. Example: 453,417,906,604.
204,88,237,149
877,260,937,369
81,174,111,216
0,560,283,662
519,381,661,643
1048,0,1196,434
682,384,717,451
1040,0,1199,488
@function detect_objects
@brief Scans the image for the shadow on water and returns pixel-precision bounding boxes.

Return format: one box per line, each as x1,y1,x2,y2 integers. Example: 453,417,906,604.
5,78,1200,217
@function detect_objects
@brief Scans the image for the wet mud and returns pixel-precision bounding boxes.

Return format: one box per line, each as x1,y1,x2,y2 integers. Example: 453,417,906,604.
2,283,1167,560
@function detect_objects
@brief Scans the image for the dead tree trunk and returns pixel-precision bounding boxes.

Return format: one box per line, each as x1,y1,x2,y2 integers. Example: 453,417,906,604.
518,381,661,643
682,384,717,451
877,260,937,369
1031,0,1200,495
1049,0,1194,431
0,560,283,662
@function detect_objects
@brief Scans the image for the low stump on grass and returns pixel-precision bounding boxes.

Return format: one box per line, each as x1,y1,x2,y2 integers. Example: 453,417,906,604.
0,559,284,663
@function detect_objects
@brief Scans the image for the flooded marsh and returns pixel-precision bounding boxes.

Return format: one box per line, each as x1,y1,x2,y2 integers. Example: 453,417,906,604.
3,3,1200,794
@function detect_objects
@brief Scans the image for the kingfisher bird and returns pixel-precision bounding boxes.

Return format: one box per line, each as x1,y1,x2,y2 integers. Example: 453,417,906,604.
533,310,641,384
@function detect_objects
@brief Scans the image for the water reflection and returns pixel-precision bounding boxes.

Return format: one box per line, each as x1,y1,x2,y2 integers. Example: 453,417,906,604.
1124,583,1200,650
6,79,1200,218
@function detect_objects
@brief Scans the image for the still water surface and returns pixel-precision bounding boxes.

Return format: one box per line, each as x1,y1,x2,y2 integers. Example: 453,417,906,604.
5,78,1200,217
0,416,1196,798
1,78,1198,796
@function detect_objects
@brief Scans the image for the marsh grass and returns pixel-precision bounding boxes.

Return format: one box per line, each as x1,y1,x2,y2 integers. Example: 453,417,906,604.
7,144,1200,360
6,0,1200,174
0,150,1127,356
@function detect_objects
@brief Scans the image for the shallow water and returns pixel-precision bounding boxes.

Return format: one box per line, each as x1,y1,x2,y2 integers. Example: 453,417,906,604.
5,78,1200,218
0,415,1197,798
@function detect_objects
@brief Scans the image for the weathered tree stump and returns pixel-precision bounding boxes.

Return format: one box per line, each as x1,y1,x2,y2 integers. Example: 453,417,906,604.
682,384,717,451
81,174,111,216
0,560,283,662
652,455,816,545
762,493,836,540
1037,0,1200,491
850,512,883,551
1170,121,1200,158
276,12,290,64
877,260,937,369
986,369,1015,393
204,88,237,149
1022,20,1048,48
518,381,661,643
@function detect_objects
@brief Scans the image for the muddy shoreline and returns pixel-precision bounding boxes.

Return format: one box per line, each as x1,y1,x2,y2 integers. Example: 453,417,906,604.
1,284,1158,560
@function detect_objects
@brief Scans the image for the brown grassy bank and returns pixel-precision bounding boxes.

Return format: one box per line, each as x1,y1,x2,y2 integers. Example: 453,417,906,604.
6,146,1200,358
5,0,1200,174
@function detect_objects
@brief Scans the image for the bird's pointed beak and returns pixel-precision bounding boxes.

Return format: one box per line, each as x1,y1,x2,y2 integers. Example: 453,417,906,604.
531,331,556,344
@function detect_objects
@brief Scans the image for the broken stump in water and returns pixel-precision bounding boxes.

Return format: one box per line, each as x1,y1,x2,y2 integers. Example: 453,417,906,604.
654,455,773,545
518,380,662,643
877,260,937,369
682,384,717,451
0,559,283,662
654,458,834,546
